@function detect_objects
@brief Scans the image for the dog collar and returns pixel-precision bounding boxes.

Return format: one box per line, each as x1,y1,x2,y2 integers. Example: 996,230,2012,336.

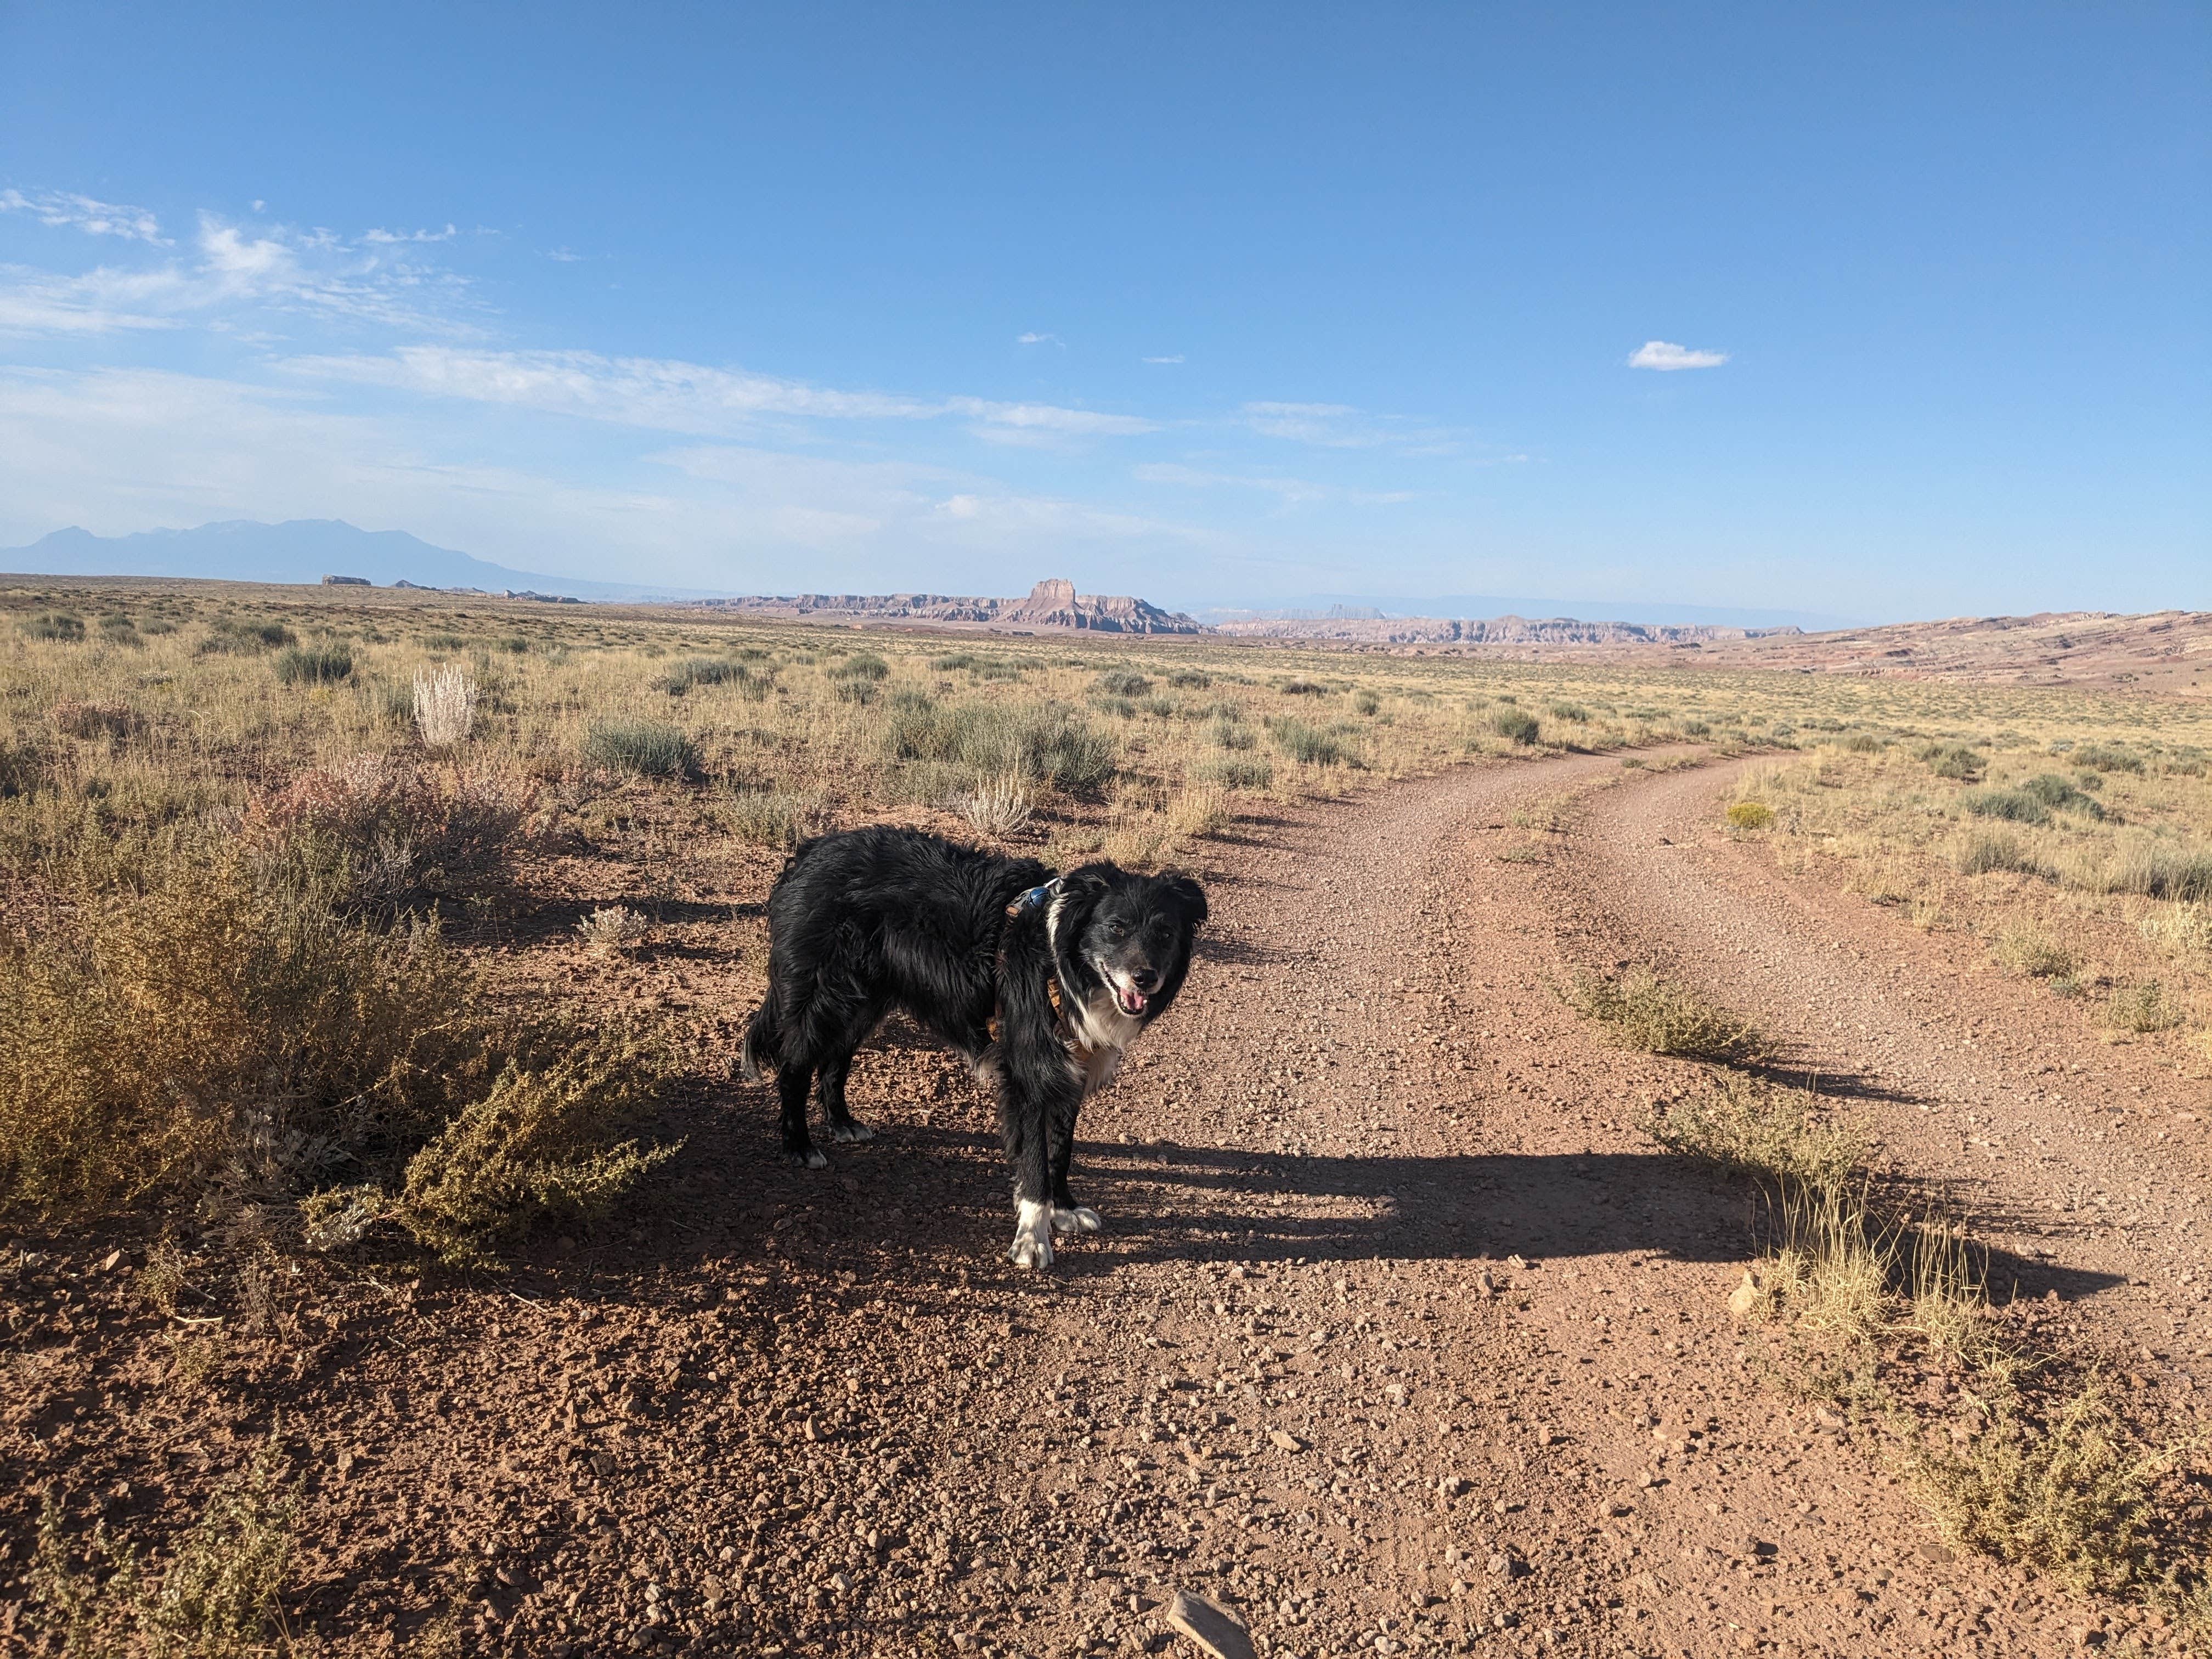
1005,877,1062,919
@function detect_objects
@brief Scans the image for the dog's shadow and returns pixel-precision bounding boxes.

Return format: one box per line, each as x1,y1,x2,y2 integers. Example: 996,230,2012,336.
675,1111,2122,1307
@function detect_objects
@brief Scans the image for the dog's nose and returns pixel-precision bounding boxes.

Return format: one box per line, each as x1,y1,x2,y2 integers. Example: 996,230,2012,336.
1132,967,1161,993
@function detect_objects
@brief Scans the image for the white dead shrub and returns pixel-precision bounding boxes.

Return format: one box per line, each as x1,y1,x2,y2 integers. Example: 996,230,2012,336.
961,774,1034,840
575,905,648,954
413,665,478,747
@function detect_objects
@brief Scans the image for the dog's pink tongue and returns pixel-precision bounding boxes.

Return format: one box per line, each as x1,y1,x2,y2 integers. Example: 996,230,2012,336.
1119,986,1148,1015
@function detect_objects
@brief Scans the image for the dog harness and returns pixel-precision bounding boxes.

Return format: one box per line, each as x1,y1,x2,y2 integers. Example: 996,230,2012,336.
988,878,1068,1043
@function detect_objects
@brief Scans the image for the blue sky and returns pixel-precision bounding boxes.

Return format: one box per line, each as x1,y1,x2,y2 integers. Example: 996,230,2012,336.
2,3,2205,619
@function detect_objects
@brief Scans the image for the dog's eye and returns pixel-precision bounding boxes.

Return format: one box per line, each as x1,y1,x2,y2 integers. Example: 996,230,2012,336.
1104,921,1128,941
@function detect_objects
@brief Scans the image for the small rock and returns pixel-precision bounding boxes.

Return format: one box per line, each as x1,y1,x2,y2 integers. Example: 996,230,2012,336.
1438,1475,1468,1497
1270,1430,1305,1452
1726,1269,1766,1319
1505,1255,1530,1271
1916,1541,1955,1565
99,1249,123,1272
1165,1589,1254,1659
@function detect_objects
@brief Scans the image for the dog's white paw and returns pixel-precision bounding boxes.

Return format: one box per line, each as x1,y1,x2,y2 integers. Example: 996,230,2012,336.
1008,1199,1055,1270
827,1120,874,1143
1051,1205,1103,1235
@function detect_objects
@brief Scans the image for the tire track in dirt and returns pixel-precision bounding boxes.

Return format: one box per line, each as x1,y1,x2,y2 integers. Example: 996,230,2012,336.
850,752,2124,1658
1543,759,2211,1393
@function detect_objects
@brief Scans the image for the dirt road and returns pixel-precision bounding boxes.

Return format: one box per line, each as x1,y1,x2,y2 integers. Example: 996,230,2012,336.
10,751,2204,1658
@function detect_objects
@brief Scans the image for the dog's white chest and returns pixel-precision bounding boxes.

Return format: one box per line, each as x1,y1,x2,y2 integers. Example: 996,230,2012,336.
1066,990,1142,1094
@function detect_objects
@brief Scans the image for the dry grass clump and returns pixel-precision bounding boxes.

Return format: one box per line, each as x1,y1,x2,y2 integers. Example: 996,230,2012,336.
1645,1072,1863,1190
717,787,831,848
584,718,698,779
273,642,354,685
1489,705,1541,746
1266,715,1353,768
50,698,145,741
30,1427,297,1657
2106,980,2184,1034
1564,968,1765,1062
1725,799,1774,830
1992,923,2079,980
412,663,477,746
960,772,1034,839
1954,827,2043,877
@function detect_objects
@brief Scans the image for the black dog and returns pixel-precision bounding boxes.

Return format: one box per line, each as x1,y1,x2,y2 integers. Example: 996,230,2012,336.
740,826,1206,1267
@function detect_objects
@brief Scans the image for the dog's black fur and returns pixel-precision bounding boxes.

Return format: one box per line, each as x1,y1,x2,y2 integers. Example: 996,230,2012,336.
740,826,1206,1266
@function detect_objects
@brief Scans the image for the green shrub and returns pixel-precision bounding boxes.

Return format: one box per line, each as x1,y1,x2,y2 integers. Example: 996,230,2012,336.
1962,787,2050,826
1210,714,1255,750
20,611,84,642
30,1428,298,1657
1204,757,1276,790
1841,732,1883,753
1955,828,2042,877
2106,981,2182,1034
392,1034,677,1268
2073,743,2143,774
1093,695,1138,719
272,643,354,685
97,614,144,647
2020,773,2103,818
829,651,890,681
1564,969,1764,1062
1279,678,1327,696
1921,742,1984,780
200,618,297,654
1994,926,2078,979
1727,800,1775,830
719,789,827,848
423,630,467,651
1095,668,1152,697
1490,707,1541,746
1646,1073,1863,1193
1679,719,1712,738
885,697,1115,796
1545,701,1589,723
1169,669,1212,690
1267,716,1350,766
662,656,766,698
585,720,698,779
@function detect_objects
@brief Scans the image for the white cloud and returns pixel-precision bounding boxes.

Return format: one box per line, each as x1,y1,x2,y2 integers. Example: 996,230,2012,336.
1015,331,1062,346
289,346,1158,441
362,224,457,244
1627,339,1729,371
543,247,584,262
0,188,168,245
1142,354,1184,364
1133,461,1413,506
0,212,481,338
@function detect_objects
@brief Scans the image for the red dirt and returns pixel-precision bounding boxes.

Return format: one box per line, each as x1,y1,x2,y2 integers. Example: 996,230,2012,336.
5,753,2205,1658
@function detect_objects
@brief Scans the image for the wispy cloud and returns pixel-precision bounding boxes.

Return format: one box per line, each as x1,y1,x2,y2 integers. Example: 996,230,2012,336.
1627,339,1728,371
362,224,457,244
287,346,1158,442
0,210,479,338
1142,354,1184,364
542,247,584,262
0,188,168,245
1016,330,1062,346
1133,461,1413,506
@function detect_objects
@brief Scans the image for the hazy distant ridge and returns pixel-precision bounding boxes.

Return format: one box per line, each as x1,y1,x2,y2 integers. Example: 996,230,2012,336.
0,520,724,602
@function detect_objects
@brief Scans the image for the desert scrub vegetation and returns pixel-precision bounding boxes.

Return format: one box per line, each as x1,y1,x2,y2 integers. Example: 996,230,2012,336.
1655,1067,2211,1617
1731,708,2212,1057
30,1427,300,1657
0,832,672,1266
1562,967,1765,1062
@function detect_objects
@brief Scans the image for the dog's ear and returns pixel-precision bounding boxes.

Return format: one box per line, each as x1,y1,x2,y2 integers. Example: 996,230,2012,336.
1057,865,1115,901
1161,871,1209,927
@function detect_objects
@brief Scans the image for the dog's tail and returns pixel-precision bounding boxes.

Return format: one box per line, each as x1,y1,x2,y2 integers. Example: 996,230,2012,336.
738,996,782,1082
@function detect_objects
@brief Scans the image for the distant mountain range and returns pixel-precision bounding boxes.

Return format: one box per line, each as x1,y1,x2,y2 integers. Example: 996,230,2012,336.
0,520,726,602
